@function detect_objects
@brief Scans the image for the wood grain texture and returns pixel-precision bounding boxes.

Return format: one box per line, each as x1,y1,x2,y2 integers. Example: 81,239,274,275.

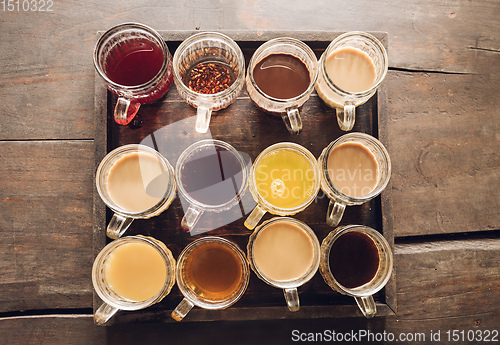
0,141,94,312
393,237,500,320
1,310,498,345
386,71,500,236
0,236,498,343
1,0,498,140
0,0,498,341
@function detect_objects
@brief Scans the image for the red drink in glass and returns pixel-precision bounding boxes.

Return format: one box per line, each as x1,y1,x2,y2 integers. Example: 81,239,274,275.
94,23,173,125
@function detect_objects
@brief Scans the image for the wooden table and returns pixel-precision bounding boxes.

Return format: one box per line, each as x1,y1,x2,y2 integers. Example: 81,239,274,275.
1,1,499,344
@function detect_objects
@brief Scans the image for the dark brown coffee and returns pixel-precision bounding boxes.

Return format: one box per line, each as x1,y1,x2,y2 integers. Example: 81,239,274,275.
329,231,379,289
252,53,310,99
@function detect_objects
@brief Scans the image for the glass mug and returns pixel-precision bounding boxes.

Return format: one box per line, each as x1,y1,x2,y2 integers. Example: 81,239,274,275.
173,32,245,133
175,139,249,232
94,22,174,125
92,235,176,325
95,144,176,239
247,217,320,312
246,38,318,134
244,142,320,230
315,31,388,131
171,236,250,321
318,132,391,227
319,225,393,318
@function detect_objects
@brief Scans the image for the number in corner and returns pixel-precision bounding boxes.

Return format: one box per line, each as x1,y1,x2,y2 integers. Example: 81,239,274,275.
1,0,54,11
446,329,498,342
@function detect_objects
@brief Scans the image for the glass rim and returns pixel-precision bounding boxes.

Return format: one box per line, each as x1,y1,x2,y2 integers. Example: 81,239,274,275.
92,235,176,311
174,139,249,211
247,37,319,103
249,142,320,213
319,225,393,297
93,22,170,91
319,31,388,97
247,216,321,289
175,236,250,309
95,144,176,217
172,31,246,99
319,132,391,203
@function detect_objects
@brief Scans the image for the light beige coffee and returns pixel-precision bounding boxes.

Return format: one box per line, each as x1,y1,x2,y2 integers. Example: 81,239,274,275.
253,221,314,281
326,47,376,93
107,152,169,212
327,142,378,198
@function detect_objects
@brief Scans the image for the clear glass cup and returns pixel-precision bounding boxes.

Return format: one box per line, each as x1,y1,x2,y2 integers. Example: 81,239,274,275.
173,32,245,133
175,139,249,232
318,132,391,227
319,225,393,318
92,235,176,325
315,32,388,131
247,217,320,311
244,142,320,230
171,236,250,321
246,38,318,134
95,144,176,239
94,22,174,125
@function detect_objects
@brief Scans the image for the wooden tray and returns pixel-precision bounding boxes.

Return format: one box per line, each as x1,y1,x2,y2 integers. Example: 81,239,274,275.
93,30,395,324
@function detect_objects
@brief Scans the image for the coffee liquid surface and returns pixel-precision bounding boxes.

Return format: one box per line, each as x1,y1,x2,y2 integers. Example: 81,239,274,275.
253,222,314,281
105,242,167,302
253,53,310,99
329,231,380,289
185,242,243,301
326,47,376,93
107,152,168,212
327,142,378,198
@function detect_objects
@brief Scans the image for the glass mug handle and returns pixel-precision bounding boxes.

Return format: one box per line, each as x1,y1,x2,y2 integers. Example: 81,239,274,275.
181,205,204,232
195,105,212,133
171,298,195,321
282,106,303,135
244,205,267,230
326,199,346,227
283,287,300,312
114,96,141,126
336,101,355,131
94,302,119,325
355,295,377,319
107,213,134,239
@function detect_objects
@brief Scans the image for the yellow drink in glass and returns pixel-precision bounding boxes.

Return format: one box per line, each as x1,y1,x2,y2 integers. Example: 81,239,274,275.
255,149,316,209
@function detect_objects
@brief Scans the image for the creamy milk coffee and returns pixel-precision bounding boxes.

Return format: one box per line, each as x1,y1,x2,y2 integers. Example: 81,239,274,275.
107,152,169,212
326,47,376,93
327,142,378,198
104,241,167,301
253,221,314,281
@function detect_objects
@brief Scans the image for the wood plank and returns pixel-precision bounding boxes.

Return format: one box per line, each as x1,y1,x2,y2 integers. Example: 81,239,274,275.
0,237,497,341
0,316,104,345
386,71,500,237
393,237,500,320
0,141,94,312
1,306,499,345
1,1,498,140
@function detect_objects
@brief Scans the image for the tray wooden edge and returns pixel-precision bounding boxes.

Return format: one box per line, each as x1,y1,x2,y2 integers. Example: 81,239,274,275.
107,304,394,325
376,72,397,315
